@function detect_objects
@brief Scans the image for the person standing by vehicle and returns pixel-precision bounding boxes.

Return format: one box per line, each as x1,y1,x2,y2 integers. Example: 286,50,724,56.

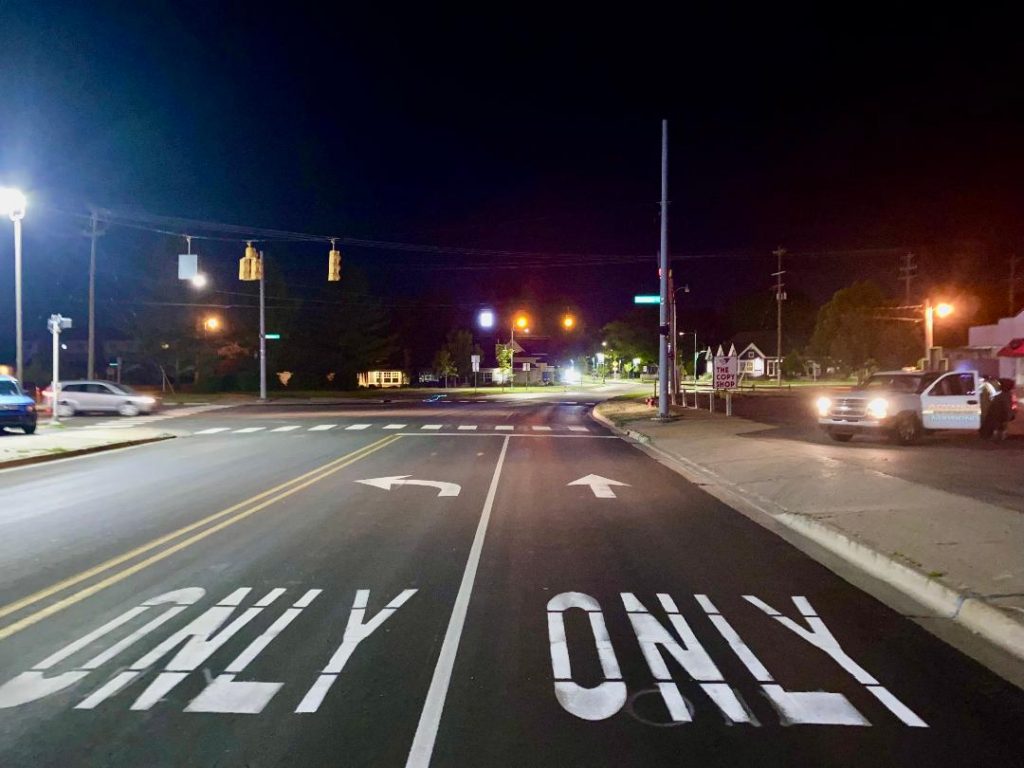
981,377,1013,441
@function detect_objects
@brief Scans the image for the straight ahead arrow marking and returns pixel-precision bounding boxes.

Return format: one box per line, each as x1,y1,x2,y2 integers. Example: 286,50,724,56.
567,474,630,499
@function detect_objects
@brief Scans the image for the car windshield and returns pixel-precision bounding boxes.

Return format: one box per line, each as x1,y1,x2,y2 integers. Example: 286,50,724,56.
860,374,935,393
0,381,23,396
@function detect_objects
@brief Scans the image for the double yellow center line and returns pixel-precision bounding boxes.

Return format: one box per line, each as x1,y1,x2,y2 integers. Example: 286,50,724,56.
0,434,402,641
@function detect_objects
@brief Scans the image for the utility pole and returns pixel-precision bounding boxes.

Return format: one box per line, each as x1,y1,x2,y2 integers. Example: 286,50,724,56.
1010,255,1016,317
772,247,786,386
259,250,267,401
899,252,917,306
658,119,670,419
86,210,105,380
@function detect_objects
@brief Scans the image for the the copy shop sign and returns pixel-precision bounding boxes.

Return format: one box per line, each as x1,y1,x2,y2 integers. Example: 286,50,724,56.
713,356,738,390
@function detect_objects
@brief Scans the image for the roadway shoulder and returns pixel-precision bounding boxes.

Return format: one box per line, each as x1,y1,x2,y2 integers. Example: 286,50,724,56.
0,428,175,470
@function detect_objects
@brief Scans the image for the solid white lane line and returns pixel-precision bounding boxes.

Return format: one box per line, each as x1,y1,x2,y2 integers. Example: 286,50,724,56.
531,425,552,431
308,424,336,431
271,426,301,432
568,426,589,432
494,425,514,431
195,428,230,435
383,424,407,430
345,424,371,430
234,427,266,434
421,424,442,430
405,436,510,768
457,425,478,431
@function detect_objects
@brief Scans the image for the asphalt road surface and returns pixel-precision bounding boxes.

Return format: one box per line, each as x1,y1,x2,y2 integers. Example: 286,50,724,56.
0,396,1022,767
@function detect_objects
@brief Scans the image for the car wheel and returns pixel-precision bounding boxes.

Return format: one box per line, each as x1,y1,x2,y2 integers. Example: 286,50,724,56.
892,413,921,445
57,402,76,417
22,423,36,435
118,402,140,417
827,429,854,442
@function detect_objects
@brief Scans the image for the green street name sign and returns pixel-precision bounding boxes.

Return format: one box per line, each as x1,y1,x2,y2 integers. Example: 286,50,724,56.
264,333,282,340
633,295,660,305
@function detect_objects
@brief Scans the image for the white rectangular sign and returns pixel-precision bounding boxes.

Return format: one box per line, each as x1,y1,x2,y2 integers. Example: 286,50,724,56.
471,354,480,373
713,356,738,390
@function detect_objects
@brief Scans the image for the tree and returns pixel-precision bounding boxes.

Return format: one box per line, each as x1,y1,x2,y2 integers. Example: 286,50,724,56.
433,348,457,387
496,343,513,384
444,328,480,382
601,309,658,364
809,281,921,374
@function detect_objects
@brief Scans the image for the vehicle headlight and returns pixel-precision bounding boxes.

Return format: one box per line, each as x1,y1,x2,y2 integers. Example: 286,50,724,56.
139,396,156,404
867,398,889,419
816,396,832,417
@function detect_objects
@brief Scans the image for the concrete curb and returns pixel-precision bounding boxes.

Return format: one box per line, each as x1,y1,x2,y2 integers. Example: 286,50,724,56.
0,435,175,471
591,403,1024,663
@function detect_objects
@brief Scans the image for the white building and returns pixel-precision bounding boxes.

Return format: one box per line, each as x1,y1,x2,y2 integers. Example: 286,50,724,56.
968,310,1024,386
357,370,408,388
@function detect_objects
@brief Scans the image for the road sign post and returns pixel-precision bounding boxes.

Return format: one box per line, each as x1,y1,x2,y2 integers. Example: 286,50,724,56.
47,314,72,425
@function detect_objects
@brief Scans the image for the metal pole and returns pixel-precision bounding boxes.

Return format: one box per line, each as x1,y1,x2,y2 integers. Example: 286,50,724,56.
259,251,267,400
924,300,934,369
669,272,677,405
50,320,59,425
87,211,99,380
658,119,670,419
773,247,785,387
509,327,515,390
14,217,23,382
692,333,698,409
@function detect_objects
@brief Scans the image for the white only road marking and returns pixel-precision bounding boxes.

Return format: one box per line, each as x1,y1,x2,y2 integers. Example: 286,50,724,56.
271,426,301,432
186,589,323,714
234,427,266,434
743,595,927,727
568,426,589,432
383,424,407,430
421,424,443,430
457,425,478,430
195,428,230,435
345,424,371,430
494,425,514,431
356,476,461,497
0,589,207,709
296,589,418,713
531,425,552,431
405,436,510,768
308,424,336,431
567,474,629,499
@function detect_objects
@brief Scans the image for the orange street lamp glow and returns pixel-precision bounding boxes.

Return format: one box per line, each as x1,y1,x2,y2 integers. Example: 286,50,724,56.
935,302,954,318
562,314,576,330
204,316,221,332
515,314,529,330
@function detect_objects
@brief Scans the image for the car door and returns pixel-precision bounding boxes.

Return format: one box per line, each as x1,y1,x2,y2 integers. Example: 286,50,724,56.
89,383,119,412
59,383,85,410
920,372,980,430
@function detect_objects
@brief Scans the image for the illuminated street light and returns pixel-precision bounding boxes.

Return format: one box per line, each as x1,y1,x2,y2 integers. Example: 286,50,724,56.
1,187,26,381
515,313,529,330
478,309,495,329
191,273,209,289
203,316,221,332
562,314,576,330
923,300,955,368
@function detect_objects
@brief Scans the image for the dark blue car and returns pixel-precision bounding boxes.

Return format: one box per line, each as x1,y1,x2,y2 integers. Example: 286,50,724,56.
0,375,37,434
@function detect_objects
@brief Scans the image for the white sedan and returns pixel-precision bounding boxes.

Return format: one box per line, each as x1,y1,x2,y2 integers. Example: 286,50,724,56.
45,380,159,417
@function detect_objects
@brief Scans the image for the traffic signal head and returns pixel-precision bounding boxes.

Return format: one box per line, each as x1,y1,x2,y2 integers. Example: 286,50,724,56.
239,243,261,281
328,248,342,282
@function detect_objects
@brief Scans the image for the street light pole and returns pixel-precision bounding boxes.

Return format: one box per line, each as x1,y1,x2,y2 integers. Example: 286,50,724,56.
13,212,23,382
924,298,934,369
657,119,670,419
259,251,267,400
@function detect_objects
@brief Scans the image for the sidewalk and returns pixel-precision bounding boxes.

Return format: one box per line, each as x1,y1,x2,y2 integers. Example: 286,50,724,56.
0,425,174,469
593,400,1024,662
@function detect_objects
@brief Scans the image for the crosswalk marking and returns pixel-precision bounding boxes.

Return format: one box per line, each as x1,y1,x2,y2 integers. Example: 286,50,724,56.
234,427,265,434
195,427,230,435
494,425,514,431
271,426,301,432
345,424,371,430
457,425,478,431
308,425,336,431
531,426,552,431
421,425,443,430
383,424,407,430
568,426,589,432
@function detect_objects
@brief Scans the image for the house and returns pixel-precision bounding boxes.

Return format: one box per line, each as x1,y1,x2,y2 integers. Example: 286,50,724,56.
480,336,558,385
968,310,1024,387
357,370,409,388
728,332,783,379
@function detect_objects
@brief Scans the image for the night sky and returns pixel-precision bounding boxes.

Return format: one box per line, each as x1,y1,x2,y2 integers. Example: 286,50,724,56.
1,4,1022,363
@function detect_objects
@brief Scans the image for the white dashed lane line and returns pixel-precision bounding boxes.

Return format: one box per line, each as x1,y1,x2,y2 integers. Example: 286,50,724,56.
271,426,301,432
344,424,371,430
234,427,266,434
383,424,407,430
308,424,336,431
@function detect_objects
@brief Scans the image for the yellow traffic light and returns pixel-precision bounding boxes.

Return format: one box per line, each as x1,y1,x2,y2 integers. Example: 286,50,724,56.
239,243,261,281
328,248,341,282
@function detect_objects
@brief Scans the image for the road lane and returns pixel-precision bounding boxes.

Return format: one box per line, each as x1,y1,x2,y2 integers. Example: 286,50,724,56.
0,433,509,766
426,434,1024,767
